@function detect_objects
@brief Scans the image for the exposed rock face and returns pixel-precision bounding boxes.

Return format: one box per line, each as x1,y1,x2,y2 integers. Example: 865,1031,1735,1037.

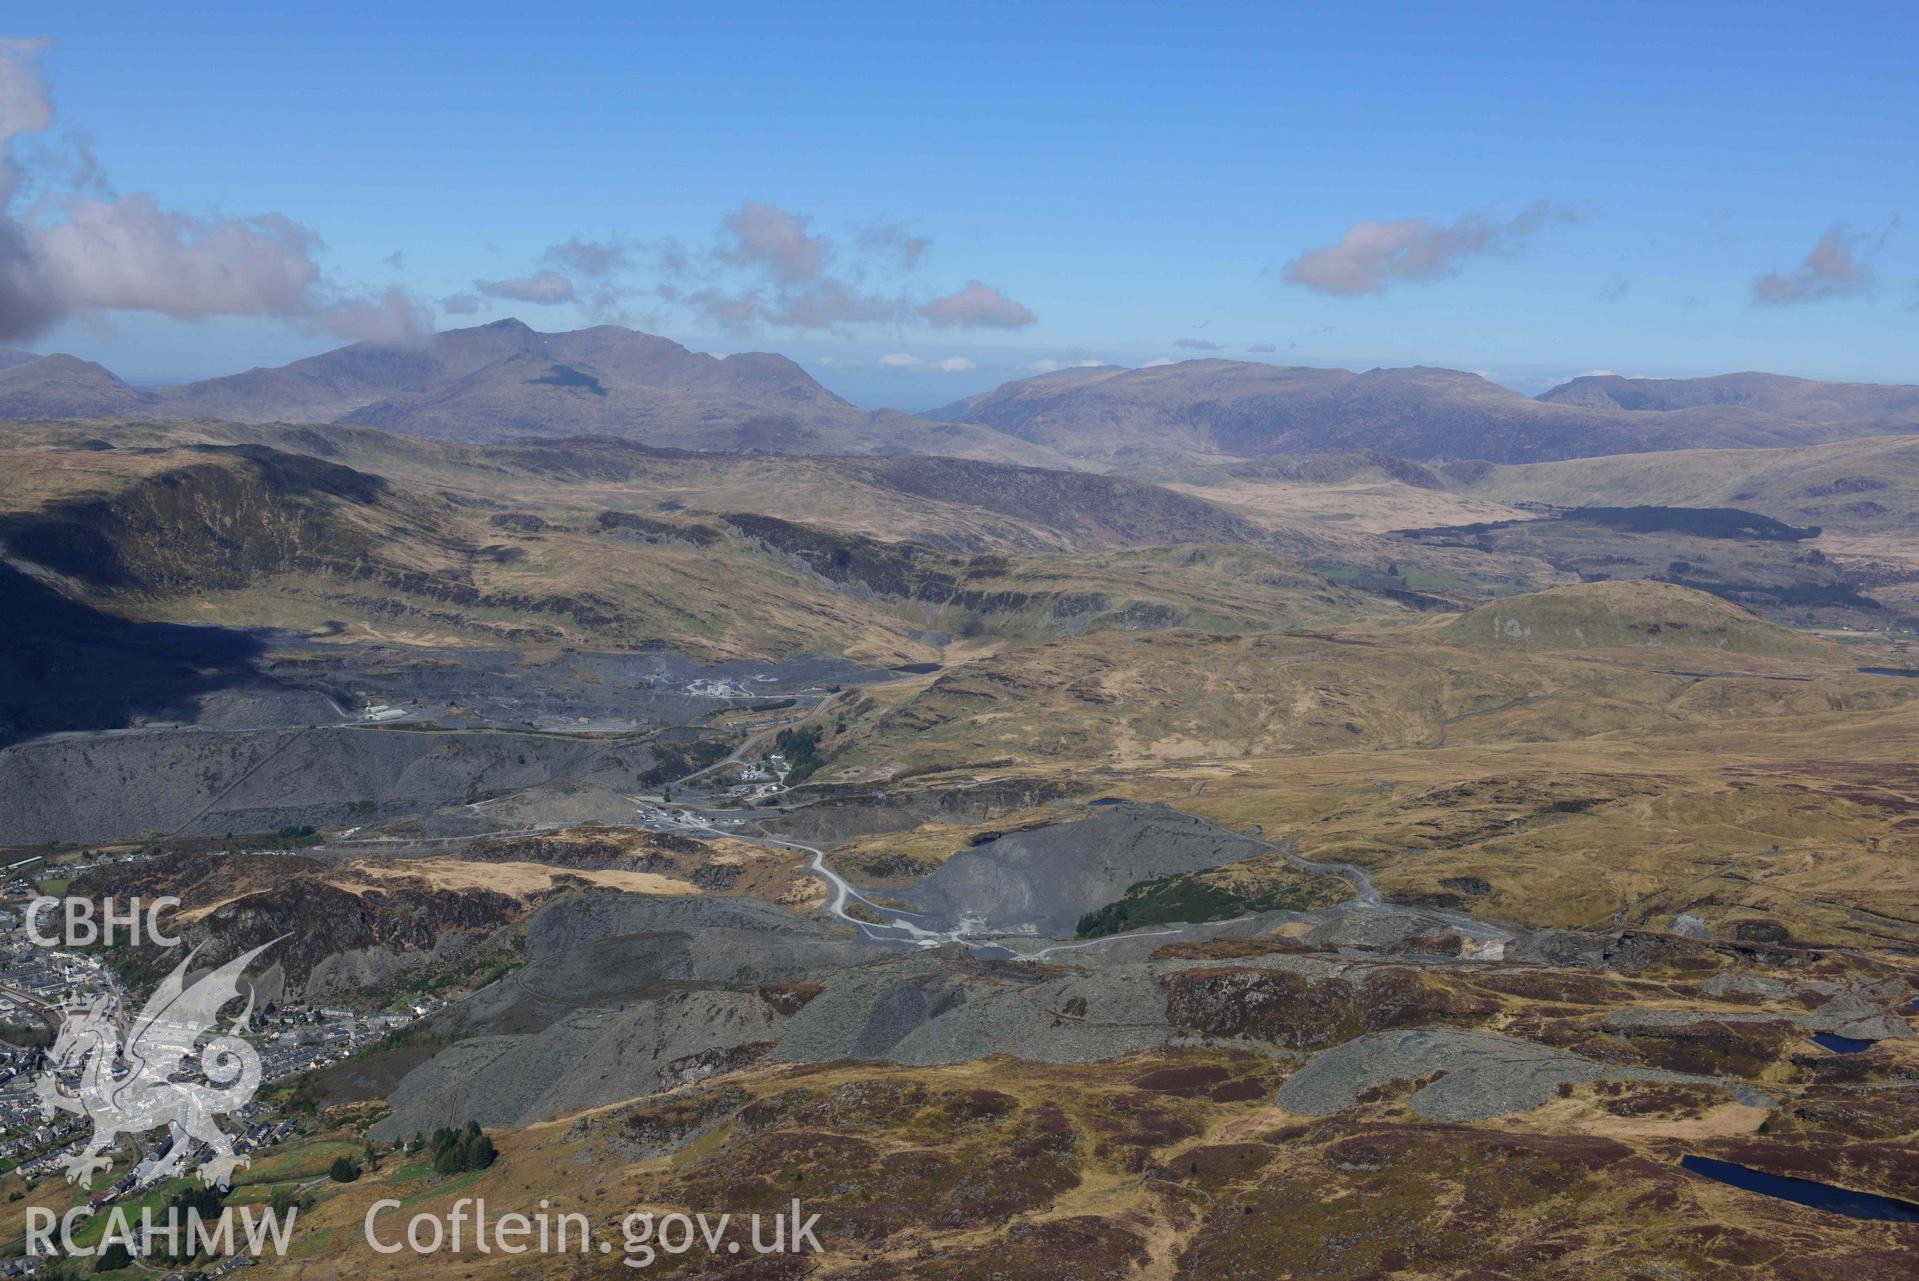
1609,991,1915,1045
0,445,408,596
373,989,783,1136
0,721,623,845
903,801,1270,936
843,454,1271,547
1160,965,1496,1049
759,777,1076,846
568,1085,750,1162
367,893,878,1138
1273,1028,1774,1121
75,853,532,1002
363,879,1919,1142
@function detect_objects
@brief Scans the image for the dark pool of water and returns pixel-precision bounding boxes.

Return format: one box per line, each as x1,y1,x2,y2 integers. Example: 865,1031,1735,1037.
1681,1156,1919,1222
1810,1032,1877,1054
1859,667,1919,678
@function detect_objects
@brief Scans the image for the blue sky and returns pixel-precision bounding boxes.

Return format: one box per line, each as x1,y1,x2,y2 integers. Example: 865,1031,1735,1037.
6,1,1916,409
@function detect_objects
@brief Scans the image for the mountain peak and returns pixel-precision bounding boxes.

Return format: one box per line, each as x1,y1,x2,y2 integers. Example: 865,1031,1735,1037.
0,352,152,418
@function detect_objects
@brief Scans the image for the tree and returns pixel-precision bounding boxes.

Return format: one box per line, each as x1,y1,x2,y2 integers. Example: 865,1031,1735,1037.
328,1155,360,1183
464,1132,497,1171
424,1121,495,1174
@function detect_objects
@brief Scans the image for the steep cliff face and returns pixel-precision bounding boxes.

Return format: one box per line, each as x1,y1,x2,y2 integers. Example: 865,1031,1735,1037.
0,444,437,595
77,853,532,1003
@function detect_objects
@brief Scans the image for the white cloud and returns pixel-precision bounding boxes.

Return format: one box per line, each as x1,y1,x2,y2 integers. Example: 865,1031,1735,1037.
0,40,429,343
858,220,931,270
933,355,975,372
716,201,829,286
1141,357,1175,367
918,279,1037,329
1022,356,1107,374
543,235,630,279
679,202,907,331
475,270,575,305
647,203,1037,336
1751,222,1890,305
1284,199,1582,297
878,352,922,367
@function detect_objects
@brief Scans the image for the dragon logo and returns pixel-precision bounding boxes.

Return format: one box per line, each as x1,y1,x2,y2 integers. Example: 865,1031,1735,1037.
34,939,281,1189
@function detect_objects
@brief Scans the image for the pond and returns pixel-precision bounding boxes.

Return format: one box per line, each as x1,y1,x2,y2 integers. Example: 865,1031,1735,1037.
1809,1032,1876,1054
1859,667,1919,678
1681,1156,1919,1222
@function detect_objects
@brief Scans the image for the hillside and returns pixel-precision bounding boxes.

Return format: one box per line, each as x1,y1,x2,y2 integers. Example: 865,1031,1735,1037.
1437,581,1838,656
0,422,1404,669
1453,437,1919,622
1461,435,1919,540
801,604,1863,788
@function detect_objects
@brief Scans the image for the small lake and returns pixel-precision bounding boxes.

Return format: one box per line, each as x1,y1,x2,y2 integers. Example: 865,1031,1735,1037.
1810,1033,1876,1054
1681,1156,1919,1222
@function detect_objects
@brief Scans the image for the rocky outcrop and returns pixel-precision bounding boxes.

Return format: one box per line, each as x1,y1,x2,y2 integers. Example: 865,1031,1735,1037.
1274,1028,1774,1121
1161,965,1497,1050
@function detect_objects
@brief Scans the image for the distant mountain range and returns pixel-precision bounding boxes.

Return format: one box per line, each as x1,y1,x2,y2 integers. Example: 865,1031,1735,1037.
1536,370,1919,422
929,361,1919,467
3,322,1915,468
0,321,1063,466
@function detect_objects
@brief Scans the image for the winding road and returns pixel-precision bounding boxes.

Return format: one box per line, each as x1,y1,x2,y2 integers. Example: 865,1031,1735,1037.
657,794,1519,961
